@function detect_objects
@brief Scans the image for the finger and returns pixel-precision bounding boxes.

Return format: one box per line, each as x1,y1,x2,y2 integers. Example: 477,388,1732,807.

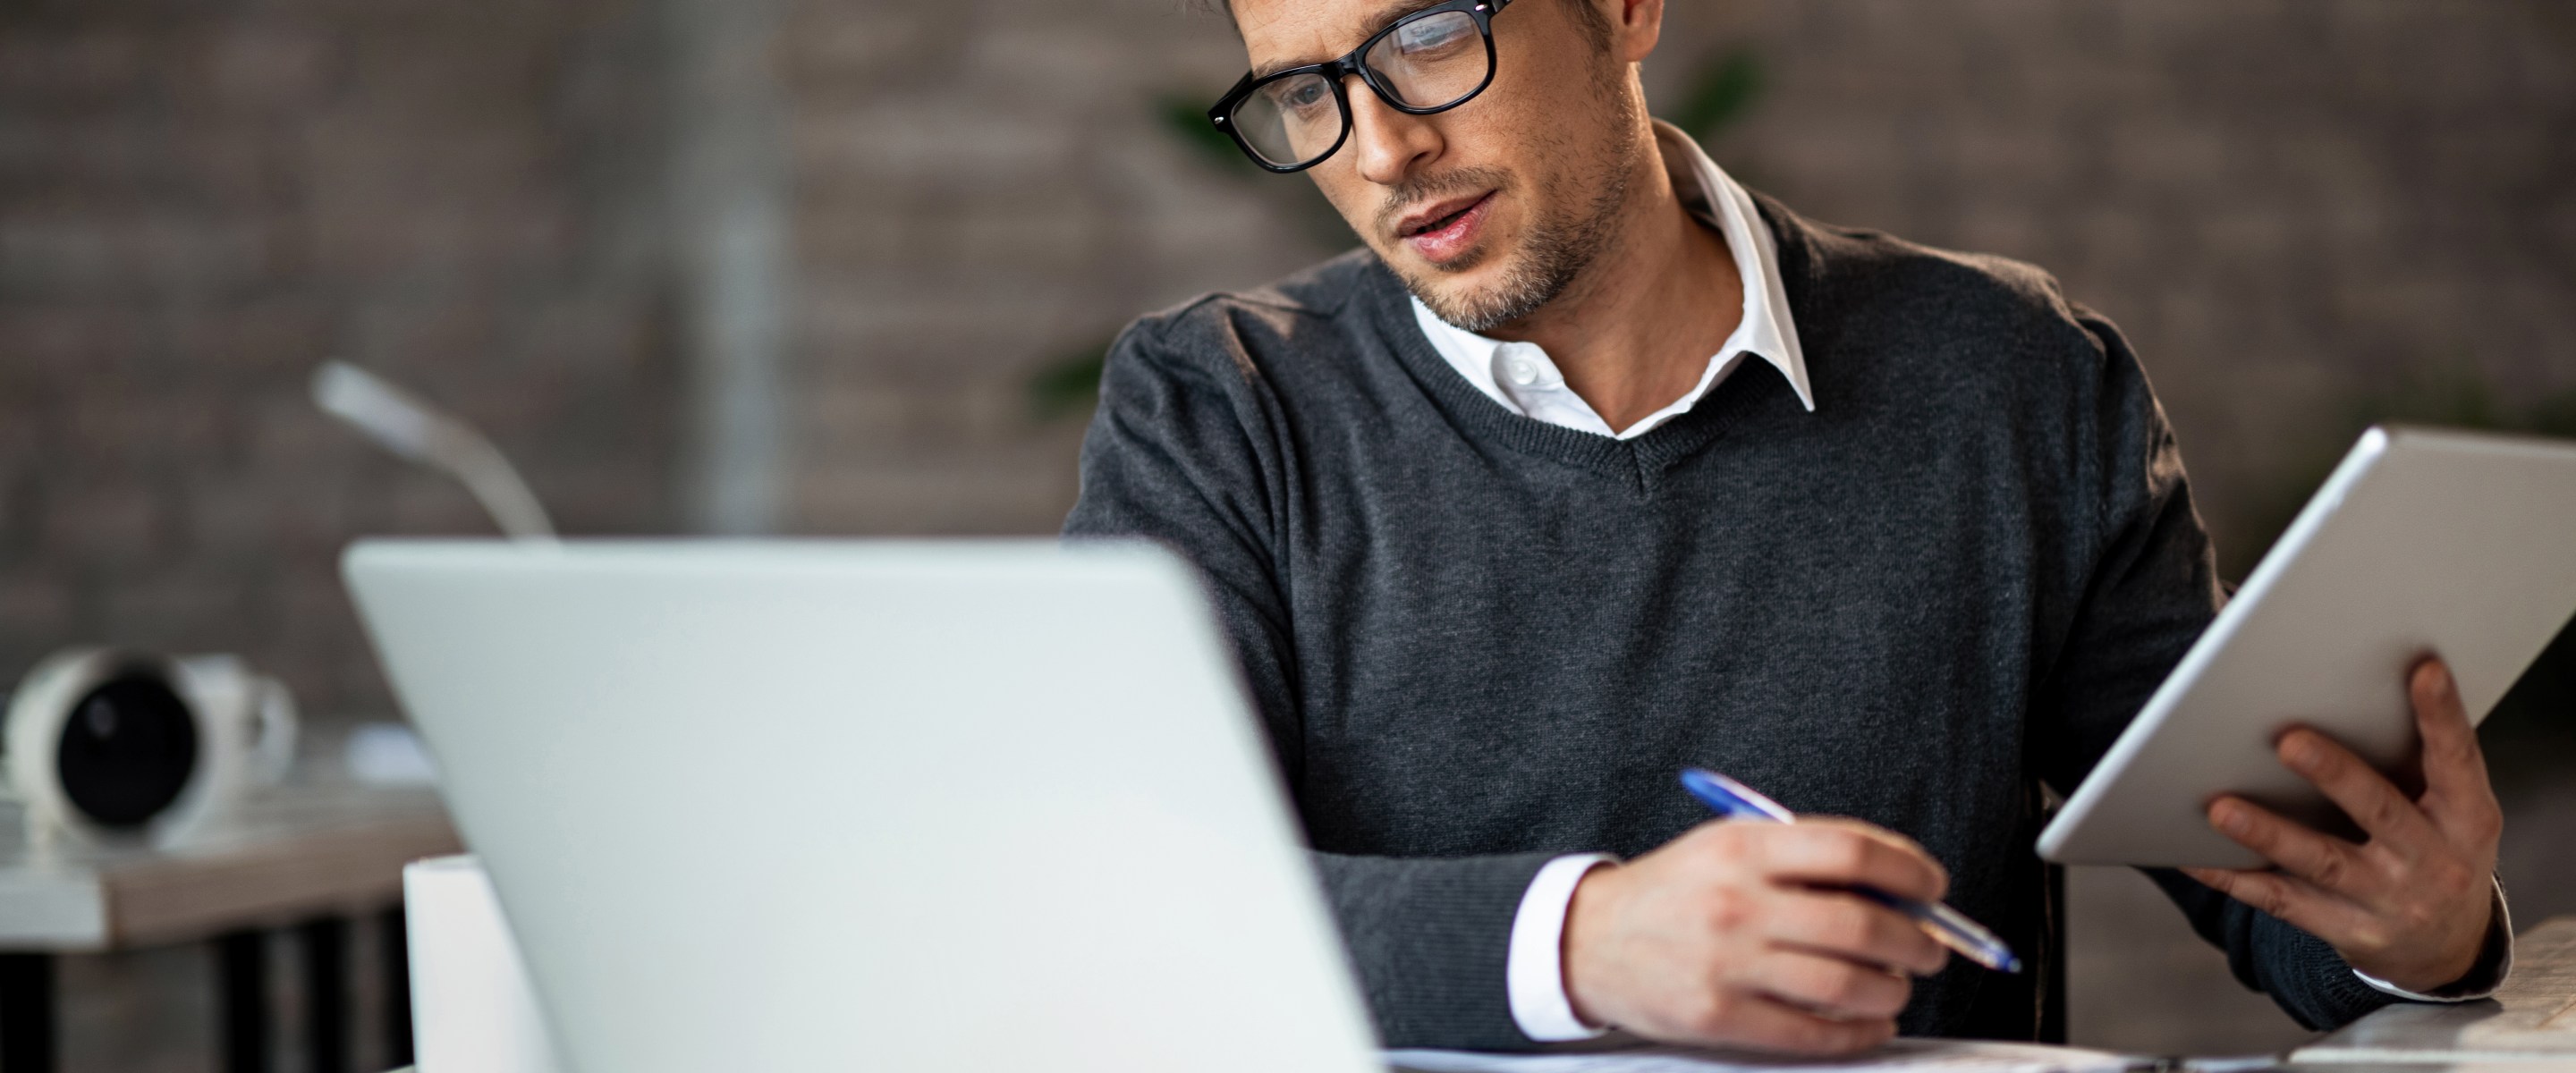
1678,990,1896,1057
1797,815,1942,867
2411,659,2500,838
2204,794,2380,894
1756,823,1948,902
2275,728,2438,853
1746,950,1911,1021
1765,889,1948,977
2181,866,2380,946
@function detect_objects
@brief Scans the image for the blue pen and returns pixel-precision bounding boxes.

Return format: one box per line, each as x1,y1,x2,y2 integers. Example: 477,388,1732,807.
1680,767,2022,974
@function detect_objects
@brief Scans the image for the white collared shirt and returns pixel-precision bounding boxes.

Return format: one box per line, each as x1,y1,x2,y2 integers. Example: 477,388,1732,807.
1410,120,1813,441
1418,123,2507,1043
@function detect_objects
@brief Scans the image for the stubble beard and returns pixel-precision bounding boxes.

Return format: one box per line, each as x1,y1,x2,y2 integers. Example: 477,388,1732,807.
1394,88,1645,334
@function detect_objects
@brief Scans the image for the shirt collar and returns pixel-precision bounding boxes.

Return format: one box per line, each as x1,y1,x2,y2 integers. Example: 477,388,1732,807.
1408,120,1814,435
1660,120,1812,413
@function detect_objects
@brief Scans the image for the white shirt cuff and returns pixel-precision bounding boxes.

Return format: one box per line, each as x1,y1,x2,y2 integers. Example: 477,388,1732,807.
2351,877,2514,1002
1506,853,1618,1042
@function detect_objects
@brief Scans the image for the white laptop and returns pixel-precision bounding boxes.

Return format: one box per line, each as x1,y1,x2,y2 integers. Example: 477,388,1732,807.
343,539,1382,1073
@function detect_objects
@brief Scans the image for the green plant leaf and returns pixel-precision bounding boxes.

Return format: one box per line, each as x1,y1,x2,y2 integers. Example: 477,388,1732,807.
2226,362,2576,581
1160,92,1267,178
1666,49,1766,142
1028,342,1110,421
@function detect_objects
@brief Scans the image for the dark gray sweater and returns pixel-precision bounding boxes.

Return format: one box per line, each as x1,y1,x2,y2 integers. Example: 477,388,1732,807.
1063,195,2408,1049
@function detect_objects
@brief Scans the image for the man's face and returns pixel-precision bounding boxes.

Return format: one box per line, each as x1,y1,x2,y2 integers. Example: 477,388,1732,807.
1232,0,1648,333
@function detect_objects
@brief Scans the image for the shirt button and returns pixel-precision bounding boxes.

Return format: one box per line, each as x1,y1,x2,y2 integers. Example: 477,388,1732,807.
1504,356,1539,386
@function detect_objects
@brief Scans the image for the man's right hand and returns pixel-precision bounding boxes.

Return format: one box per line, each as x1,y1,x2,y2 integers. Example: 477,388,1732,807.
1561,817,1953,1054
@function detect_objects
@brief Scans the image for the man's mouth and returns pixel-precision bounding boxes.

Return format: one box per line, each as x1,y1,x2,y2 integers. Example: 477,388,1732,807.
1395,190,1497,265
1398,192,1490,238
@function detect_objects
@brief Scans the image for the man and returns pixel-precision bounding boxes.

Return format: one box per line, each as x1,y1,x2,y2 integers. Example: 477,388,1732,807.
1065,0,2512,1053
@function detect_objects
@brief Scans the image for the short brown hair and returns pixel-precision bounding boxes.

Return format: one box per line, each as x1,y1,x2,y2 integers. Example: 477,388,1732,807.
1208,0,1615,51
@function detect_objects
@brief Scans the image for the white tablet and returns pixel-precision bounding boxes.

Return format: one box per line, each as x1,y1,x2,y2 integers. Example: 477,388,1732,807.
2038,426,2576,867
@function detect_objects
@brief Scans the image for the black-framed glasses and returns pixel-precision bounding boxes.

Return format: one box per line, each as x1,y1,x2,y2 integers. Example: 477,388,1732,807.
1208,0,1513,173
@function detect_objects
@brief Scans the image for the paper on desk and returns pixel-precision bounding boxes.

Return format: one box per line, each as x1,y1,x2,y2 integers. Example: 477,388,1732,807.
1387,1038,2145,1073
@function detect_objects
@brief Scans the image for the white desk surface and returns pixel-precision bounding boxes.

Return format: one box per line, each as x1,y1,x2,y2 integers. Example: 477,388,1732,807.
0,781,458,950
2293,914,2576,1065
374,919,2576,1073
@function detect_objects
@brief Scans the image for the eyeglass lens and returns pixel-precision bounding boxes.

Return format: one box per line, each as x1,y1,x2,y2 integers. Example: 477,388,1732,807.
1228,9,1490,170
1233,73,1343,171
1365,11,1487,109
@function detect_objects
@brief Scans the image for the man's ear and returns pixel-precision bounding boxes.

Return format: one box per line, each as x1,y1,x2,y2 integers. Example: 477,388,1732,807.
1606,0,1665,64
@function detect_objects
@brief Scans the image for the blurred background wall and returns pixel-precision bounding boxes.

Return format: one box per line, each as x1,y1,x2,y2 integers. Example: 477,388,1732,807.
3,0,2572,1068
0,0,682,721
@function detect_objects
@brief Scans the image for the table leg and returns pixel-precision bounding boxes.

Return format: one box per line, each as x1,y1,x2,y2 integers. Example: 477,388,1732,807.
2040,862,2067,1044
216,930,267,1073
297,918,348,1073
0,952,54,1073
378,907,412,1068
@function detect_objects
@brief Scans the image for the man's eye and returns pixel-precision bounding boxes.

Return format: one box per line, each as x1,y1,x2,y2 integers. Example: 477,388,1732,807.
1273,80,1328,110
1397,15,1471,54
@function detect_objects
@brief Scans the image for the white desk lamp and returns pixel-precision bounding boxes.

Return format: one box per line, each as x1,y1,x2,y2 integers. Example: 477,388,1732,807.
0,362,553,848
310,360,558,544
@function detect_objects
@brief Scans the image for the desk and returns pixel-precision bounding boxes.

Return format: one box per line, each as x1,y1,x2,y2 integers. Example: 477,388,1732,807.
0,782,460,1073
2292,915,2576,1066
368,918,2576,1073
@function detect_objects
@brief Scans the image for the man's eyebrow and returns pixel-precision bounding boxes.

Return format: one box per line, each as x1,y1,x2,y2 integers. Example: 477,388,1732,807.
1248,0,1453,80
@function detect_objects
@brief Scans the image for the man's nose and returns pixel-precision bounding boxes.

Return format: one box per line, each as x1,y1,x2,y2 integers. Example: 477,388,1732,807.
1344,81,1443,187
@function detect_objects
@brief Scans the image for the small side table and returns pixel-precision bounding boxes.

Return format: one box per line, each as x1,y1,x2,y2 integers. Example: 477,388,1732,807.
0,782,460,1073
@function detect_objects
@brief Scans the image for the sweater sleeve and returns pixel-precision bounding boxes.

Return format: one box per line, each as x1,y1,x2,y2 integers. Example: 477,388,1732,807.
2029,303,2409,1032
1063,311,1556,1051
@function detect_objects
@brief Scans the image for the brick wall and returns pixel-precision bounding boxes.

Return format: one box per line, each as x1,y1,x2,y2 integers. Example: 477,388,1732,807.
1680,0,2576,576
779,0,1325,533
0,0,681,721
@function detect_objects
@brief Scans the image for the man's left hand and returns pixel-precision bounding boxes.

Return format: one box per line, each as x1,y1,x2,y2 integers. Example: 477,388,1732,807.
2183,656,2503,993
